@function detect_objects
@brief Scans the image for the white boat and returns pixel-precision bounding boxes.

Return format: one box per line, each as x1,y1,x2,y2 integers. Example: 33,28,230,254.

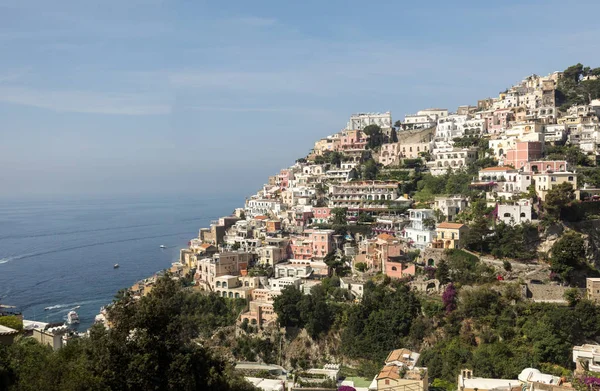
113,263,119,269
159,245,166,249
67,311,80,325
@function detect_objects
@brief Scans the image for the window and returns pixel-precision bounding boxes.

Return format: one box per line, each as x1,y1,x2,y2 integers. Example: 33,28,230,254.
391,266,397,271
386,380,390,385
568,176,574,181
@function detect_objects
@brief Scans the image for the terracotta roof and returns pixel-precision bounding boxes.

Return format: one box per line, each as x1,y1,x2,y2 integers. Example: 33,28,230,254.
377,233,395,241
437,222,466,229
378,365,401,380
481,166,514,171
200,243,212,249
386,348,414,363
254,216,268,220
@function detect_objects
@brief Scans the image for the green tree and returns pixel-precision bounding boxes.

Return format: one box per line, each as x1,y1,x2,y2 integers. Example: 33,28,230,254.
363,125,386,149
0,315,22,331
358,212,375,224
435,260,450,284
462,216,491,253
564,288,582,307
549,231,586,282
390,128,398,143
544,182,575,220
361,159,380,180
273,286,304,328
332,208,348,226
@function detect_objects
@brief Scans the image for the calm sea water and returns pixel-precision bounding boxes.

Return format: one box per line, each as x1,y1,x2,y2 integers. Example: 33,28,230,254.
0,195,242,330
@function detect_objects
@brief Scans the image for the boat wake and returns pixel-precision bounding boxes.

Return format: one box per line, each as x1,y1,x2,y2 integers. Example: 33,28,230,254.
0,256,15,264
44,304,67,311
0,231,191,265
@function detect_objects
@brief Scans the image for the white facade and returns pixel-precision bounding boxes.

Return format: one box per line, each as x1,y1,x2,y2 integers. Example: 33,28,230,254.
274,260,312,279
497,201,532,225
462,118,487,136
340,278,365,299
329,181,400,208
347,112,392,130
544,124,567,143
402,209,435,249
404,108,447,130
573,344,600,373
245,199,283,217
436,115,468,140
269,277,301,291
434,196,467,222
325,168,355,182
426,148,477,176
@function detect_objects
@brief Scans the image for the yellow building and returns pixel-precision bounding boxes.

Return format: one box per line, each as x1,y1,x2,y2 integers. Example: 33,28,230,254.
532,171,578,201
434,222,469,249
587,278,600,303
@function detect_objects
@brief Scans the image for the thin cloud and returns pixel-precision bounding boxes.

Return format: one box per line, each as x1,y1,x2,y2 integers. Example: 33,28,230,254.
0,86,171,115
229,16,277,27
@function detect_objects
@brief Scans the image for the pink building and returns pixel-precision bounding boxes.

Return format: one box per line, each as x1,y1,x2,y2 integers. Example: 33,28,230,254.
278,169,294,191
289,229,335,259
504,141,543,169
308,229,335,259
379,142,401,166
485,109,514,133
524,160,568,173
385,262,416,279
312,207,331,224
340,130,367,150
290,237,313,260
294,211,313,228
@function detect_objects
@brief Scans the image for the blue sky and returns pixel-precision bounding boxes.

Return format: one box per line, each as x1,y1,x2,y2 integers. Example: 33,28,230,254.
1,0,600,198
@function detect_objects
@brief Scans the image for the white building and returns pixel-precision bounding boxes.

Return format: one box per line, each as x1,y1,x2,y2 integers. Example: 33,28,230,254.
402,209,435,249
544,124,567,143
347,112,392,130
436,115,468,140
269,277,301,291
325,168,355,182
340,277,366,299
434,196,468,222
497,200,532,225
573,344,600,373
329,181,400,208
274,260,312,279
427,147,478,176
245,199,283,217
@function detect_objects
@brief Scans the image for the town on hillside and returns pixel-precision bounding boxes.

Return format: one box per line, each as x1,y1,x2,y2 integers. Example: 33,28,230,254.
4,63,600,391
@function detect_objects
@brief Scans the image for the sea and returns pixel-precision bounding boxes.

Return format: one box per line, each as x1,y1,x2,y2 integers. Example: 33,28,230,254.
0,194,243,330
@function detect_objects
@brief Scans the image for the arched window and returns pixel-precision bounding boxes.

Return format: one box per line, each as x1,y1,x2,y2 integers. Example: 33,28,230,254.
222,282,227,288
228,292,233,298
222,292,227,297
428,259,435,266
244,281,249,287
520,212,526,218
216,281,221,288
391,266,397,271
235,293,240,298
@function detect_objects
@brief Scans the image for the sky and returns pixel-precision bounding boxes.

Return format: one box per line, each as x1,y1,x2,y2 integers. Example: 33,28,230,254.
1,0,600,198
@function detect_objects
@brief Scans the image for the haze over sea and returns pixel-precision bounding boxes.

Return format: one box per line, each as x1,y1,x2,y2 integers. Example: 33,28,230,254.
0,194,243,330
